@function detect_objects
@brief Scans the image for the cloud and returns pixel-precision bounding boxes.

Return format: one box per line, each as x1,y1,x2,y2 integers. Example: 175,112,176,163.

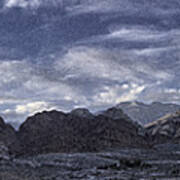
55,46,174,83
0,0,180,126
4,0,128,13
0,59,90,125
0,37,178,125
54,46,120,80
4,0,67,8
0,100,59,128
53,45,176,108
79,26,180,48
4,0,46,8
92,83,146,106
66,0,127,15
65,0,180,19
4,0,180,17
0,60,78,101
3,101,57,115
5,0,28,8
141,87,180,104
164,88,180,94
106,28,166,41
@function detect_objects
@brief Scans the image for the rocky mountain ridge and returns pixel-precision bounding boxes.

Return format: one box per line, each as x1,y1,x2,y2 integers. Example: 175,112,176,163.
117,101,180,125
0,117,20,155
145,110,180,145
17,107,148,156
0,106,149,156
0,104,180,157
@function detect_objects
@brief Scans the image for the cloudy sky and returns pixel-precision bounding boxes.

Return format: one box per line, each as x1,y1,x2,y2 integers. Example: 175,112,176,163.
0,0,180,126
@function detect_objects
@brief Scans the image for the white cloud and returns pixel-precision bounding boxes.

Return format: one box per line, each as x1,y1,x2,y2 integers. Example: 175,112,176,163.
54,46,121,80
53,44,176,109
4,0,70,9
55,46,174,84
0,59,91,125
1,101,58,125
107,28,166,41
121,84,129,89
5,0,28,8
4,0,53,8
66,0,125,14
0,45,176,122
0,60,82,102
0,0,180,127
164,88,179,94
93,84,146,106
15,101,56,115
0,60,29,86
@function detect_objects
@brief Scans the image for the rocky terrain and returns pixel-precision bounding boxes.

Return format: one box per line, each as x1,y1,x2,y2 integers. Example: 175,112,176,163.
117,101,180,125
145,110,180,145
0,117,20,155
17,107,148,156
1,106,180,179
0,148,180,180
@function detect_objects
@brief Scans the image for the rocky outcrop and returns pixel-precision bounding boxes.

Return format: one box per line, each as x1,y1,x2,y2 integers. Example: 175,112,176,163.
0,117,20,155
98,107,146,137
117,101,180,125
17,108,148,156
0,141,10,160
145,111,180,145
1,149,180,180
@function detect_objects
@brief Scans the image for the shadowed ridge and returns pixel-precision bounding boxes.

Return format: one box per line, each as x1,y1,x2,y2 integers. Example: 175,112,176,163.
16,107,148,156
0,116,5,127
0,116,20,155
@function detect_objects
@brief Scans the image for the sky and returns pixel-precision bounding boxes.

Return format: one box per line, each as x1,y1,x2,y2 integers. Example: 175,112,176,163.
0,0,180,126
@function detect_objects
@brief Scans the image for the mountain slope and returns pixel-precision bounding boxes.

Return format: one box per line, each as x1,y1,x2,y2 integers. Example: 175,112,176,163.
0,117,20,154
17,107,148,155
117,101,180,125
145,111,180,145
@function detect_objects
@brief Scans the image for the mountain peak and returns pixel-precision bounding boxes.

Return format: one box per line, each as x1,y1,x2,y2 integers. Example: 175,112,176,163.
70,108,93,118
16,106,148,155
117,101,180,125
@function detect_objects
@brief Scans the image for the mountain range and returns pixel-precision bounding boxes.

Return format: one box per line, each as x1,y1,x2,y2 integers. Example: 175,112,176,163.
0,1,179,179
117,101,180,125
0,104,180,179
0,0,180,124
0,102,180,156
16,107,148,155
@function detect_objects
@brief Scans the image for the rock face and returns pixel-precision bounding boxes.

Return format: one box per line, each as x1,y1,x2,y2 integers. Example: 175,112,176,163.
17,108,148,155
0,117,20,155
117,101,180,125
0,141,10,160
1,149,180,180
145,111,180,145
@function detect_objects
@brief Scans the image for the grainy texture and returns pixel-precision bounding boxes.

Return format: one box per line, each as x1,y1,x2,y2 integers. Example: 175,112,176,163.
17,108,148,155
117,102,180,125
146,111,180,145
1,148,180,180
